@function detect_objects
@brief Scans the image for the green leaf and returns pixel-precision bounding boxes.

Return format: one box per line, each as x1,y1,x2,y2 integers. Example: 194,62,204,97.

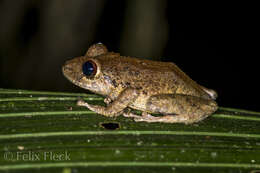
0,88,259,173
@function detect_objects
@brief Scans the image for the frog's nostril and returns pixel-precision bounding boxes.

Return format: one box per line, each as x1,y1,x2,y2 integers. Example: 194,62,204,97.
62,65,71,72
63,61,78,72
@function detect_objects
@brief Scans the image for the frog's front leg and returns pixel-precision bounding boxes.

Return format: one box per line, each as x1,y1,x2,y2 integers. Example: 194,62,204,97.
77,88,139,117
104,85,125,104
125,94,218,124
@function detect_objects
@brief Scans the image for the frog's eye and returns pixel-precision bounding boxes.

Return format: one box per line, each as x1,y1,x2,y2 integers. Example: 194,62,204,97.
82,60,97,77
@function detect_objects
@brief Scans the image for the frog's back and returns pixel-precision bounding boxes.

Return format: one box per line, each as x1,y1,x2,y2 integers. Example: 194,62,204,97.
97,54,211,100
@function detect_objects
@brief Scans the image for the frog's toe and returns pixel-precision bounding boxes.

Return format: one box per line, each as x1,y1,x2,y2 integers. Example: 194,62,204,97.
126,112,157,122
104,97,112,104
123,112,140,118
77,99,91,108
141,112,153,118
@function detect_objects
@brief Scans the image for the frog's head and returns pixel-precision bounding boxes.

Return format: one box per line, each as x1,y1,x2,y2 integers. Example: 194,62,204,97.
62,43,114,95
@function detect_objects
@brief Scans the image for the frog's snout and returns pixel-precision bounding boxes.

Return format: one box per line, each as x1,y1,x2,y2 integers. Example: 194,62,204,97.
62,61,71,75
62,59,79,80
62,58,81,74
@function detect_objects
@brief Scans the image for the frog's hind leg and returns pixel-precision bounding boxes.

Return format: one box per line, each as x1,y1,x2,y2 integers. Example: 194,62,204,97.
128,94,218,124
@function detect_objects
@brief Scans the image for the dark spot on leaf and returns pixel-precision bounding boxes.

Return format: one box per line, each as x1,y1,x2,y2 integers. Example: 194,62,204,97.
100,122,120,130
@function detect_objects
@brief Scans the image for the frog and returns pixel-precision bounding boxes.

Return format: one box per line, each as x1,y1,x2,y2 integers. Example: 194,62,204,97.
62,43,218,124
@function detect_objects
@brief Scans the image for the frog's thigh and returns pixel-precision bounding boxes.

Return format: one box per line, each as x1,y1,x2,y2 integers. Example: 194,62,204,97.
77,88,139,117
142,94,218,124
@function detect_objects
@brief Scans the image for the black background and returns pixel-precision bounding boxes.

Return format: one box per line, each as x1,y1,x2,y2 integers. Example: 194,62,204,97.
0,1,259,111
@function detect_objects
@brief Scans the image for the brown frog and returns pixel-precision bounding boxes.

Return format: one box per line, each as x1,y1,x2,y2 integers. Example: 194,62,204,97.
62,43,218,124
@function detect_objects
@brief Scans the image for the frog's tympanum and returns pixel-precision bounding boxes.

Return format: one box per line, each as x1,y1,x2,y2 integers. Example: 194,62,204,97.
62,43,218,124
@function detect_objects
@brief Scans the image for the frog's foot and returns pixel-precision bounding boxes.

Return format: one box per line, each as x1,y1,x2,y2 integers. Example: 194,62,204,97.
133,113,192,124
77,99,97,112
77,88,139,118
123,112,160,121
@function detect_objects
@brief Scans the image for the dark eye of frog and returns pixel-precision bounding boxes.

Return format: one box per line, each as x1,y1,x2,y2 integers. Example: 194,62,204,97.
82,60,97,77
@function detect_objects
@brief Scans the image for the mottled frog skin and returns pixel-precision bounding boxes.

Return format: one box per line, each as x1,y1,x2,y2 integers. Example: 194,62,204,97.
62,43,218,124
